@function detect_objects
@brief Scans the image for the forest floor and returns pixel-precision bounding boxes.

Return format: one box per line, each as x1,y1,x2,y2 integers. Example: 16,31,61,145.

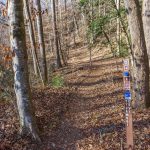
0,46,150,150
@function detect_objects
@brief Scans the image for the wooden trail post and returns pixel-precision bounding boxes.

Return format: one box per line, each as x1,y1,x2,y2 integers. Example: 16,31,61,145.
123,59,134,150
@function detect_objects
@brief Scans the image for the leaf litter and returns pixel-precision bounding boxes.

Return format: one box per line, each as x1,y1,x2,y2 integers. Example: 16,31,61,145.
0,47,150,150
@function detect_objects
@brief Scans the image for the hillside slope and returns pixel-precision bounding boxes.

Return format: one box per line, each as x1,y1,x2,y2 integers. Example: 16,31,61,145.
0,46,149,150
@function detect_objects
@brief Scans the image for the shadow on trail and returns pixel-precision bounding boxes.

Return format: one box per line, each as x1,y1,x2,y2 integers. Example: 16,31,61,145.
48,115,150,150
44,119,125,150
32,52,150,149
68,78,111,87
81,89,123,100
63,56,122,75
33,86,124,149
33,56,125,149
64,63,121,75
67,77,122,87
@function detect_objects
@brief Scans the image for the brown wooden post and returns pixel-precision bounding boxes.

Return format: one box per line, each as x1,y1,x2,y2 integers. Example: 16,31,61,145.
123,59,134,149
126,108,133,149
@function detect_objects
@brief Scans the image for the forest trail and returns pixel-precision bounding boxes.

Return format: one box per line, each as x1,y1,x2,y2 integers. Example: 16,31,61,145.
38,47,126,150
38,46,149,150
1,0,150,149
1,47,149,150
33,46,149,150
53,47,124,150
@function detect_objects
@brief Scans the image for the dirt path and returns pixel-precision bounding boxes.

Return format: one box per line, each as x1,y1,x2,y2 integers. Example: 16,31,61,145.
42,47,126,150
43,47,149,150
1,47,149,150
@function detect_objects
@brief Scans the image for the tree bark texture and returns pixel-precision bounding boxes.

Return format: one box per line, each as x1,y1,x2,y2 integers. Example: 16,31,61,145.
124,0,150,108
8,0,40,140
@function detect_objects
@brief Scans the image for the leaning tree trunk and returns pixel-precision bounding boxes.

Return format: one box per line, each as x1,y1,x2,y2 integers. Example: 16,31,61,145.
113,1,132,52
35,0,48,85
8,0,40,140
52,0,62,68
124,0,150,108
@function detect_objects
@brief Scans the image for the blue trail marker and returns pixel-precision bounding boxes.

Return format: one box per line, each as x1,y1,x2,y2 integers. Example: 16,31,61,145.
123,71,130,77
124,90,131,101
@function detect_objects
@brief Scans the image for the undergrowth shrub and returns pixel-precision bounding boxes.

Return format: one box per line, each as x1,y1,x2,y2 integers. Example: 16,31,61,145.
51,75,64,88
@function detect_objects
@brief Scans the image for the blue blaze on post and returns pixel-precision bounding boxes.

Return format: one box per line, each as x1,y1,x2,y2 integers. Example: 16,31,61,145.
123,71,130,77
124,90,131,101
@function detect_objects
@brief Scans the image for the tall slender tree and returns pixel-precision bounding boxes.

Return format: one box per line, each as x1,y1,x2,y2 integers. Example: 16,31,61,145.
35,0,48,85
24,0,44,84
24,0,38,75
8,0,40,140
124,0,150,108
71,0,79,39
143,0,150,62
115,0,121,56
52,0,62,68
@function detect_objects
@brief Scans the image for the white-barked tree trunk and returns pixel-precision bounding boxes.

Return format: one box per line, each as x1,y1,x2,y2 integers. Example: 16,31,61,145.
8,0,40,141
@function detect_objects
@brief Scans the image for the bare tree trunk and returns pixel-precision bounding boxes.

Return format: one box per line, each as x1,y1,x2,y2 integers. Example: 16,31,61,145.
70,0,80,38
115,0,120,56
113,2,132,51
46,0,54,54
58,35,67,65
89,0,94,44
124,0,150,108
98,0,101,16
102,29,114,56
64,0,70,59
8,0,40,141
143,0,150,63
52,0,62,68
24,0,38,75
142,0,150,108
24,0,44,84
58,0,68,65
35,0,48,85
